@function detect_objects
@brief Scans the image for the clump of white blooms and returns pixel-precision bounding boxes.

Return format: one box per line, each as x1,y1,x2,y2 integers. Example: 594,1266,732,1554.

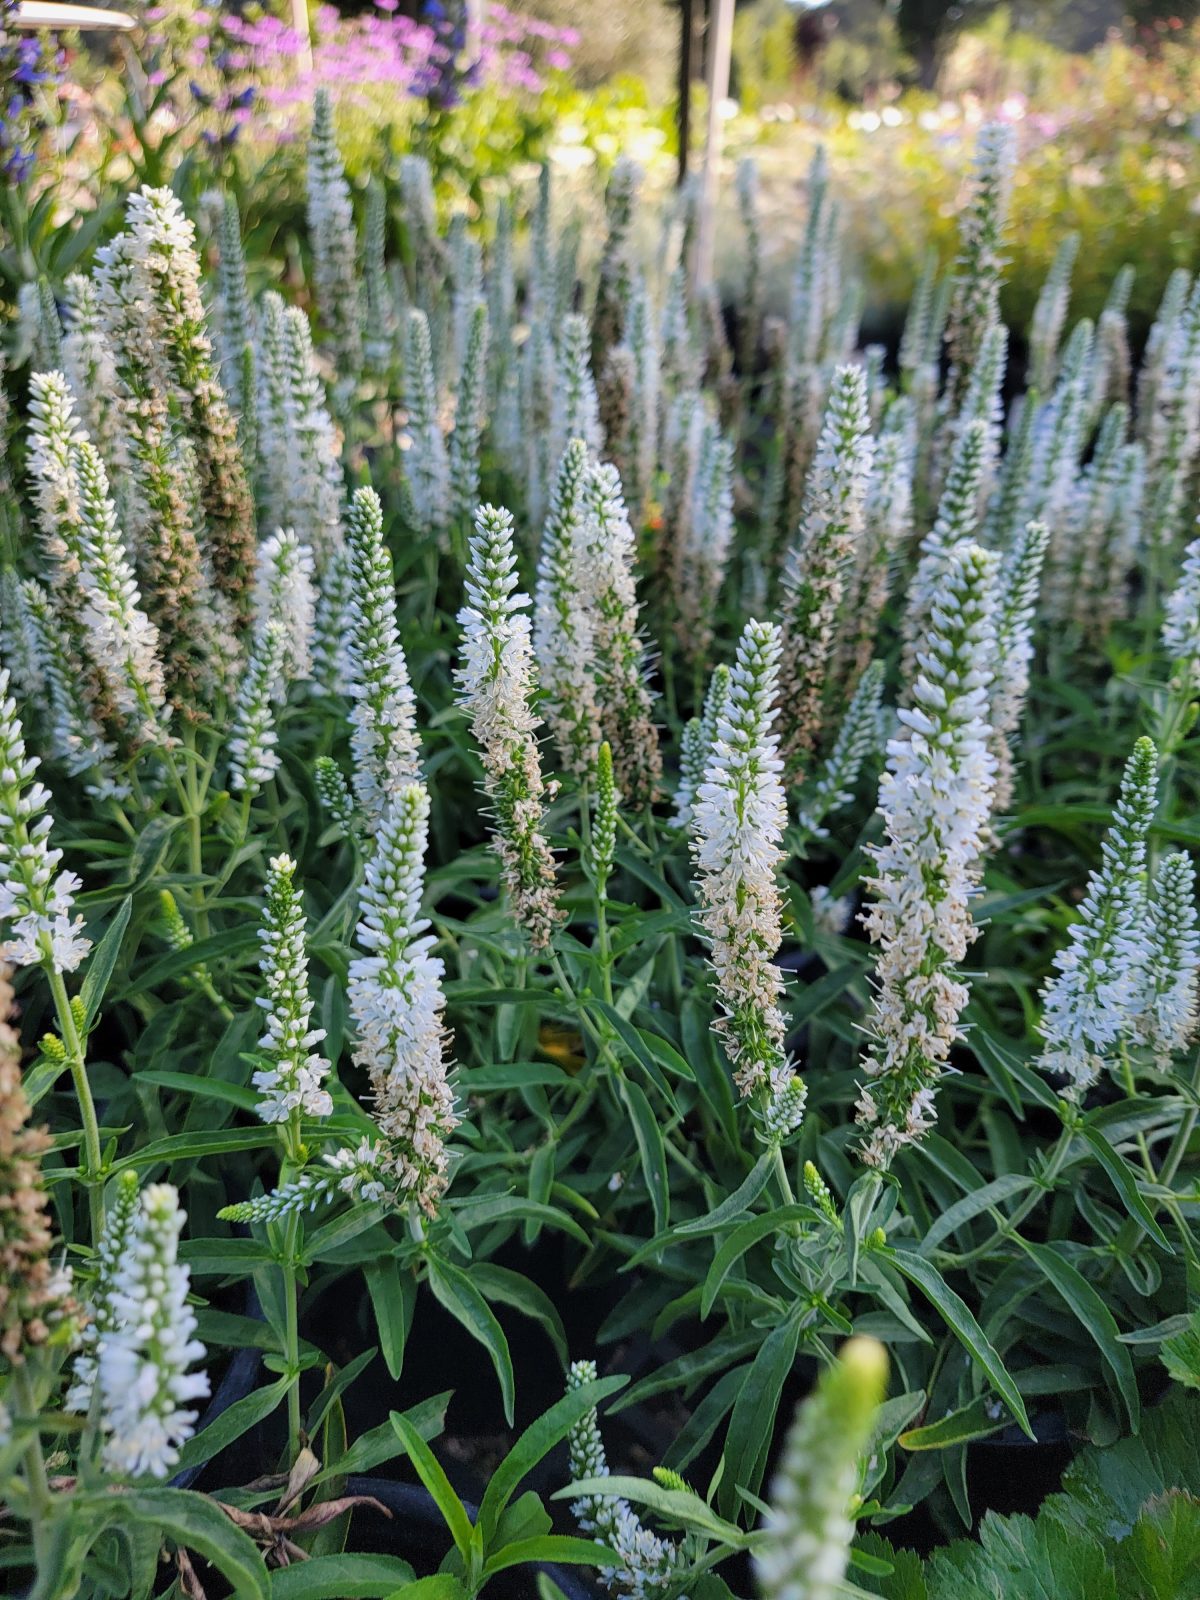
26,371,166,747
1136,852,1200,1071
348,782,457,1215
343,486,421,825
777,365,874,770
1037,737,1159,1095
96,1182,210,1479
534,439,601,781
1162,533,1200,694
456,504,562,949
0,673,91,974
856,544,1000,1168
690,619,805,1136
306,88,363,377
66,1168,142,1415
252,855,333,1124
756,1338,888,1600
566,1359,682,1600
810,885,855,940
218,1138,400,1224
254,528,317,684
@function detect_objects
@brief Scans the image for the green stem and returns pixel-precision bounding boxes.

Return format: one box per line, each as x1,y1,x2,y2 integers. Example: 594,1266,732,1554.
15,1365,52,1567
45,963,104,1244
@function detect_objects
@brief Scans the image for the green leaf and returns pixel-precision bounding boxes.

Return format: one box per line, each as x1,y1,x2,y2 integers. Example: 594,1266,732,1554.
886,1248,1033,1441
469,1263,568,1365
427,1255,515,1426
172,1375,291,1474
677,1150,775,1236
1078,1125,1174,1253
80,896,132,1027
700,1204,818,1318
82,1487,269,1599
390,1413,477,1561
927,1509,1117,1600
482,1536,617,1577
1115,1491,1200,1600
478,1374,626,1545
718,1315,802,1518
1161,1310,1200,1392
556,1475,748,1547
619,1076,670,1232
133,1071,260,1112
271,1554,417,1598
366,1258,415,1381
1014,1238,1139,1433
918,1176,1034,1256
451,1194,589,1247
899,1396,1011,1451
384,1578,470,1600
112,1127,277,1171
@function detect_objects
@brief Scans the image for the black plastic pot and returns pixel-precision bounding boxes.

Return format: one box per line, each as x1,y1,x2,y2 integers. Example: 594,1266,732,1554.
345,1477,602,1600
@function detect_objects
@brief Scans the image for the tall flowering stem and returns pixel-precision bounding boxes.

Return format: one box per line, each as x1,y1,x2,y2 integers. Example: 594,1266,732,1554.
348,783,457,1215
533,440,600,782
777,365,873,771
253,854,332,1129
0,673,104,1236
343,486,421,826
944,122,1015,416
456,504,562,950
990,520,1050,814
856,544,1000,1168
1037,737,1158,1096
113,188,257,632
306,87,363,379
580,464,662,807
690,620,805,1140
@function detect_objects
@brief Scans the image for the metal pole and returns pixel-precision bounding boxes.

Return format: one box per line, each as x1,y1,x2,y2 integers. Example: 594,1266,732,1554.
677,0,693,187
693,0,733,289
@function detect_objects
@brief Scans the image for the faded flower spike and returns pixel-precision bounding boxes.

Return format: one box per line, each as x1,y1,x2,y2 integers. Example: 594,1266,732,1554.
756,1338,888,1600
856,544,1000,1168
456,503,562,949
0,964,77,1366
349,783,457,1215
97,1182,210,1479
253,854,332,1125
0,673,91,974
690,619,805,1135
1038,737,1159,1094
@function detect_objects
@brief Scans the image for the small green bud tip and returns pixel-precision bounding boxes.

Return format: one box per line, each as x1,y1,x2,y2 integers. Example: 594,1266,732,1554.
837,1336,889,1402
39,1034,66,1061
652,1467,689,1492
868,1226,887,1249
71,995,87,1029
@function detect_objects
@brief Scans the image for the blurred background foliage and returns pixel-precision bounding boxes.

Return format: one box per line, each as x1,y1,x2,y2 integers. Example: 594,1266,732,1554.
10,0,1200,353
